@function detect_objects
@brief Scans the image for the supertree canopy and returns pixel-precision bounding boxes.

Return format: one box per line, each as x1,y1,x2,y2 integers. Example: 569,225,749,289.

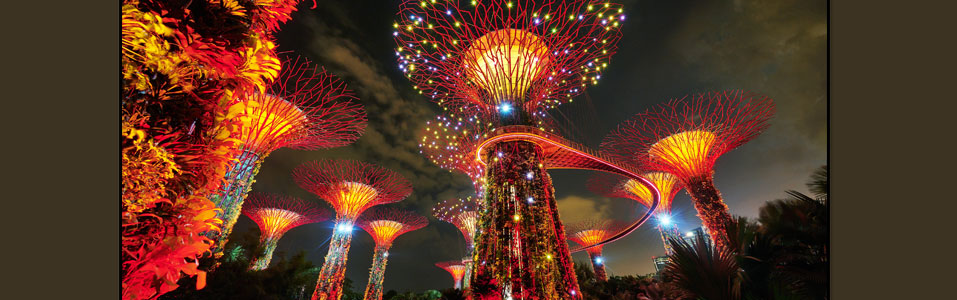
436,260,469,290
419,115,495,194
396,1,635,299
601,90,775,248
395,0,625,120
588,171,684,254
210,57,367,256
121,0,324,298
293,160,413,300
241,192,329,270
433,196,482,289
357,207,428,300
566,219,627,282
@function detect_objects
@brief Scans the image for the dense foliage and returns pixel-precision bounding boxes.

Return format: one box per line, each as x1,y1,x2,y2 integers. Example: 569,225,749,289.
121,1,312,299
663,165,829,300
159,231,321,300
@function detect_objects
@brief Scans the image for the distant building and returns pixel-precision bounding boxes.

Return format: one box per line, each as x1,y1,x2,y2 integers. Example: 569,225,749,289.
652,256,669,273
681,226,712,248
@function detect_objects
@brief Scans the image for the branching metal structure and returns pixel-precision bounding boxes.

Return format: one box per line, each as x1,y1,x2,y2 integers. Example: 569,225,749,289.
396,1,656,299
436,261,468,290
588,171,684,254
433,196,482,289
242,192,329,270
357,207,428,300
211,57,367,255
566,219,628,282
293,160,412,300
601,90,774,248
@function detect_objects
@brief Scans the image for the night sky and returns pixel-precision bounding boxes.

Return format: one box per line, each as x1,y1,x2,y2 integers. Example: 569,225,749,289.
227,0,826,294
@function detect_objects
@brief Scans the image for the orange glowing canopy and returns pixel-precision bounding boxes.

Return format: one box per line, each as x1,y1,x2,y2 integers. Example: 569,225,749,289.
242,192,329,240
358,207,428,246
623,172,682,214
463,29,550,105
648,130,716,178
332,181,380,219
436,261,467,280
293,160,413,221
238,94,310,154
567,219,628,254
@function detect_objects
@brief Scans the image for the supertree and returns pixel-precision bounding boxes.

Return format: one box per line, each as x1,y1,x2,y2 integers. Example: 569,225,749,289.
588,172,684,255
121,0,322,298
293,160,413,300
433,196,482,289
601,90,775,248
396,1,636,298
436,261,469,290
357,207,428,300
565,219,628,282
210,57,367,256
241,192,329,270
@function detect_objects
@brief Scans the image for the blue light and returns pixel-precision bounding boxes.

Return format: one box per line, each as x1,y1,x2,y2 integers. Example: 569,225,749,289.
525,171,534,179
336,223,354,233
498,102,513,114
659,215,672,226
594,257,604,265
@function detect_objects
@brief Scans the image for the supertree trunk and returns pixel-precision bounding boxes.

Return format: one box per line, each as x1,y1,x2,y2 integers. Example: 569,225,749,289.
656,220,681,256
470,141,581,300
312,219,356,300
684,173,731,250
249,236,280,271
462,257,473,290
363,245,391,300
587,251,607,282
210,150,262,254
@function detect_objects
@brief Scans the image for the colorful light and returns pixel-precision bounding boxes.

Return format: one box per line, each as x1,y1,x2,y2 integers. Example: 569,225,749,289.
567,219,628,282
589,166,685,255
242,192,329,270
433,196,481,290
395,0,626,117
436,261,468,290
209,57,367,256
293,160,413,300
602,90,775,249
396,0,631,298
358,207,428,300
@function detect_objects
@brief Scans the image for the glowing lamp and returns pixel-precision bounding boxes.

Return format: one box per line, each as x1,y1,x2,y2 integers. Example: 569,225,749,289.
648,130,717,178
337,222,354,233
659,215,672,226
463,29,550,106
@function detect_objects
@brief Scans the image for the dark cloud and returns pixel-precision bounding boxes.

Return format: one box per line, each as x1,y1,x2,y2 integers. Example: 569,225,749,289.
235,0,825,292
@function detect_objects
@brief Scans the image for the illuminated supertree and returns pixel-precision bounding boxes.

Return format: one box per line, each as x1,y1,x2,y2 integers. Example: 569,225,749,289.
566,219,627,282
436,261,468,290
433,196,482,289
293,160,413,300
397,1,635,298
602,90,775,248
419,115,495,195
211,57,367,255
588,172,684,254
242,192,329,270
357,207,428,300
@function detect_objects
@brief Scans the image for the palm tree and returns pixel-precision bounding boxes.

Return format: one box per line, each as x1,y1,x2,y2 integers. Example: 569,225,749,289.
662,165,829,300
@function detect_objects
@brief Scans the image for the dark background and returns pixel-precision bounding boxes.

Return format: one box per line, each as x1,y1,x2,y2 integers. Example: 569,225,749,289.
219,0,828,293
26,0,954,299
